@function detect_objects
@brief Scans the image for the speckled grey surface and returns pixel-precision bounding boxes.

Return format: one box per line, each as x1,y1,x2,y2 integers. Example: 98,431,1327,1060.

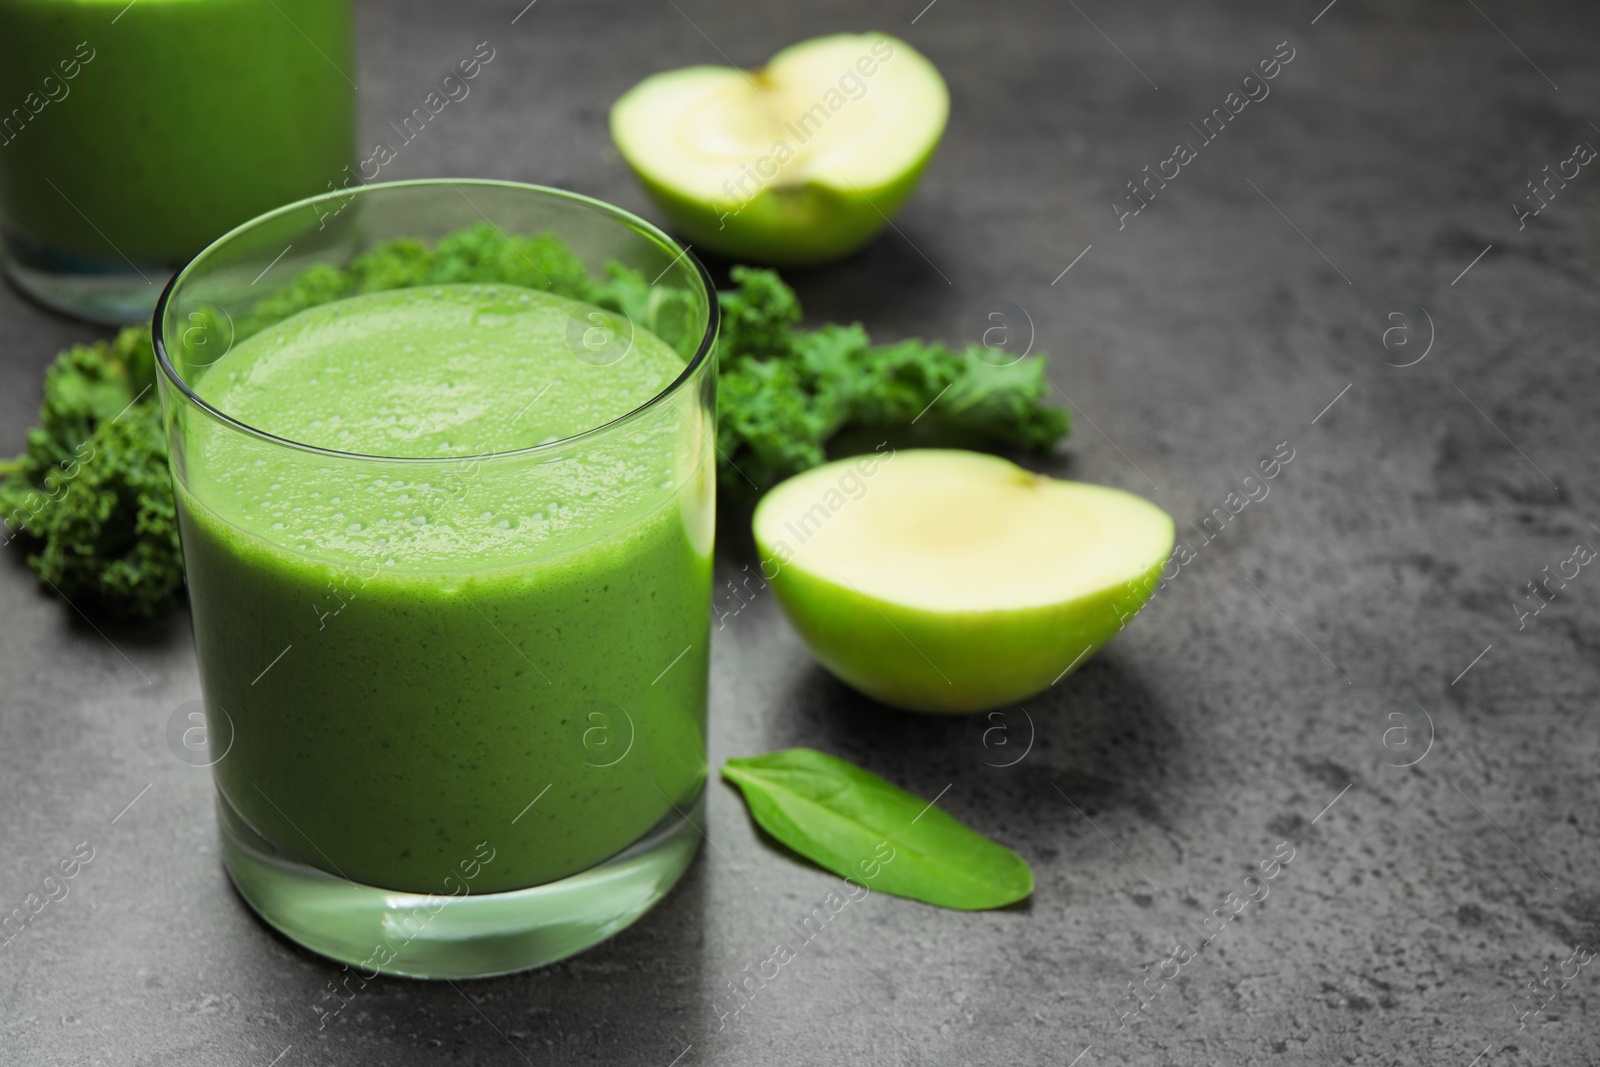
2,0,1598,1064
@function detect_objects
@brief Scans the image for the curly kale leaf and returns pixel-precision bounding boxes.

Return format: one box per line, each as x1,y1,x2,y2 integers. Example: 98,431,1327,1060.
349,237,433,293
3,326,156,481
938,348,1071,450
595,261,703,359
427,223,604,302
17,406,182,616
718,265,801,364
235,224,611,339
235,263,354,340
711,269,1071,493
1,333,181,618
716,356,837,491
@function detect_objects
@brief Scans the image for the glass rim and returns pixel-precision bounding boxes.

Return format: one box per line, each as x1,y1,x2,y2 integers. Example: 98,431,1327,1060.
152,178,719,465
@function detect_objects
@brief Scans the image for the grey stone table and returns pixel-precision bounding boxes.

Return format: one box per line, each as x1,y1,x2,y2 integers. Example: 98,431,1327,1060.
2,0,1597,1064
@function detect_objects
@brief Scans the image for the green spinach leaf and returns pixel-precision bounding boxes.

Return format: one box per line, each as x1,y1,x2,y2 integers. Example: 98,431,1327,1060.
722,748,1033,910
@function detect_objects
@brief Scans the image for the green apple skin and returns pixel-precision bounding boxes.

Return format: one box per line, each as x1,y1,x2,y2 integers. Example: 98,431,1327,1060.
620,143,939,266
756,545,1168,714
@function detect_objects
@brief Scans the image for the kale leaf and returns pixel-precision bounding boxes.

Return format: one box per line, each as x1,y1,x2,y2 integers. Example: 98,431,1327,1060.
0,327,181,617
713,270,1070,492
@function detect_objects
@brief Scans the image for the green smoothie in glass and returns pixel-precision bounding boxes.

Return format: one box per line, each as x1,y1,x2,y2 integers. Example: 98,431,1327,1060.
179,283,711,895
0,0,353,320
158,181,717,977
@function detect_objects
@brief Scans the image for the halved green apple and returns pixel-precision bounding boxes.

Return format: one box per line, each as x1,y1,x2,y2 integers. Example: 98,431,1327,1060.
610,33,948,265
752,450,1175,713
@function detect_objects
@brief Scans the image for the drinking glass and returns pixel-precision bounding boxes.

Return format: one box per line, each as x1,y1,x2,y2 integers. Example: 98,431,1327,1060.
154,179,716,978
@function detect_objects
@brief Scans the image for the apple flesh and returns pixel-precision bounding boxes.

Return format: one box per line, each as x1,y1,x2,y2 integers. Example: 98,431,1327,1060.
610,33,948,265
752,450,1175,713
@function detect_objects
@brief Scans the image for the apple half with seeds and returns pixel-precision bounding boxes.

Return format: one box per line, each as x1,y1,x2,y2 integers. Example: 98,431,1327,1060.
753,450,1175,713
610,33,948,265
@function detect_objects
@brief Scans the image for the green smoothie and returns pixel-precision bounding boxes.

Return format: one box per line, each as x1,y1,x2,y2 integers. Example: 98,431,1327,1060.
0,0,353,263
177,283,711,895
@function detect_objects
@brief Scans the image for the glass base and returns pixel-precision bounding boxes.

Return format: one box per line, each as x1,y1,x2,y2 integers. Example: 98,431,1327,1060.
217,790,703,979
1,228,174,325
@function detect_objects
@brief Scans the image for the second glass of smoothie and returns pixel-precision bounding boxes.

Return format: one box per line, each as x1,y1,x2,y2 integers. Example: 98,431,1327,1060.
155,180,716,978
0,0,355,322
